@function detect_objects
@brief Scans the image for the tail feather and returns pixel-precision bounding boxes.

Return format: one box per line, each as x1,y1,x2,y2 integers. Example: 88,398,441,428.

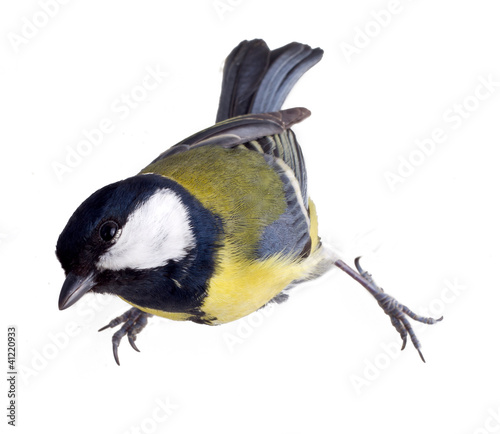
216,40,270,123
216,39,323,122
251,42,323,114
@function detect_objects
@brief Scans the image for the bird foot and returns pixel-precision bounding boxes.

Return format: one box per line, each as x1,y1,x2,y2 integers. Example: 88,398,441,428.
334,257,443,362
98,307,152,365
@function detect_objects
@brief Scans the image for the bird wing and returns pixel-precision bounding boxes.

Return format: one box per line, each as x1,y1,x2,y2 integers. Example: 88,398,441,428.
147,107,310,208
149,107,308,159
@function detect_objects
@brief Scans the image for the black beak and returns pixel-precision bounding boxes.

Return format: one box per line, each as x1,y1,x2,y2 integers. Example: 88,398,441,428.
58,272,96,310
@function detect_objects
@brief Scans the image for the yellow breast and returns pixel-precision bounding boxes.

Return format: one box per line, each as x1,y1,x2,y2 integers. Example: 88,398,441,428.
200,198,322,324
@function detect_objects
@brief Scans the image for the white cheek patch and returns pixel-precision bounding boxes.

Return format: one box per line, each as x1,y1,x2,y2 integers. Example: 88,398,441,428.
97,189,195,271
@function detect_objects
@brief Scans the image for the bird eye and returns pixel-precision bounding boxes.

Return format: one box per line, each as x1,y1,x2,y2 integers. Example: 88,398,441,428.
99,220,119,242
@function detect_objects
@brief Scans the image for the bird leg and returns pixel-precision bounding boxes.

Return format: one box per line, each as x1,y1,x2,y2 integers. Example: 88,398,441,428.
334,257,442,362
98,307,152,365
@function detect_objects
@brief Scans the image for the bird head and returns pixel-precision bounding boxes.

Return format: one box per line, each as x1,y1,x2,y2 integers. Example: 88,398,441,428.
56,174,203,311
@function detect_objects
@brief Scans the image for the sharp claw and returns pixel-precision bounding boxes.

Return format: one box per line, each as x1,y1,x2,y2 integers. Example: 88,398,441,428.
128,335,140,352
113,342,121,366
98,324,110,332
353,257,382,292
401,337,407,351
354,256,363,274
418,348,426,363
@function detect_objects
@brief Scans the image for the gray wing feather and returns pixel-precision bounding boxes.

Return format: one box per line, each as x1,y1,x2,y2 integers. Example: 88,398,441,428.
243,129,308,208
148,108,309,164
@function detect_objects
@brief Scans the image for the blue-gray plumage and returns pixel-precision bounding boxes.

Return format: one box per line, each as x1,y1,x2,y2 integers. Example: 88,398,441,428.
257,151,311,260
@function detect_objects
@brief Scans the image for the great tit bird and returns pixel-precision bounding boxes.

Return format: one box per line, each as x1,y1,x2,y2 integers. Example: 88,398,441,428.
56,39,442,365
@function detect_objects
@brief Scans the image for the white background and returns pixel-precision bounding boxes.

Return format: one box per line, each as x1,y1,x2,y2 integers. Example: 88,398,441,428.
2,1,500,433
